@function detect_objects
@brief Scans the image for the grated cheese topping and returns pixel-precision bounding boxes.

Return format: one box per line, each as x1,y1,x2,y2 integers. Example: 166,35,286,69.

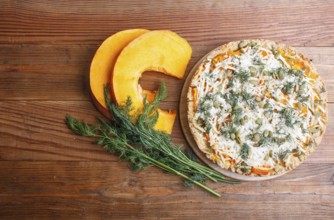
190,41,327,175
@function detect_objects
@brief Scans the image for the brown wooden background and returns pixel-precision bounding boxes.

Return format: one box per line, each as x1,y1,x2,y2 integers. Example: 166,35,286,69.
1,0,334,219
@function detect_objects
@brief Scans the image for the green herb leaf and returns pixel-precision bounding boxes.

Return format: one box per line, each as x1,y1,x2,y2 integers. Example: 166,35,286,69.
279,150,291,161
241,143,251,160
280,108,295,127
283,82,294,95
235,70,250,83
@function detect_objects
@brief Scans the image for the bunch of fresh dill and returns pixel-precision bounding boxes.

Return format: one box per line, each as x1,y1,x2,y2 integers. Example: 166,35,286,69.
65,83,238,197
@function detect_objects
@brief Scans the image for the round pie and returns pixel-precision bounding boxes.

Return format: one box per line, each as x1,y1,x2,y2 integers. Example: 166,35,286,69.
187,40,328,176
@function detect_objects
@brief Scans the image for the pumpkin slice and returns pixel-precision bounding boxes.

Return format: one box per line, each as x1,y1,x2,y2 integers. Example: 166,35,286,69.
112,30,192,133
90,29,149,117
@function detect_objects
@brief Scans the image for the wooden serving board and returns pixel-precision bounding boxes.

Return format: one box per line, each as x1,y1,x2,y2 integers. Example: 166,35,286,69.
179,46,287,181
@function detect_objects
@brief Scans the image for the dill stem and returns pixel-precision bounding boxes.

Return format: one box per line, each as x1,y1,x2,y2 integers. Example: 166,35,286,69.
136,131,219,183
132,146,221,197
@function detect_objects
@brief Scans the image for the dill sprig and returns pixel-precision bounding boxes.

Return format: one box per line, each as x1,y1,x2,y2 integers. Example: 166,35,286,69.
65,83,238,197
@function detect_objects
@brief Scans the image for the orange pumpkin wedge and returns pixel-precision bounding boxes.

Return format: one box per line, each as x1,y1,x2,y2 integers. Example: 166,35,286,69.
112,30,192,133
90,29,149,117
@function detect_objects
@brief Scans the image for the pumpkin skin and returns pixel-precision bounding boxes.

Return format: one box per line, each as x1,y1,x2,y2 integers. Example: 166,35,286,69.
112,30,192,133
90,29,149,117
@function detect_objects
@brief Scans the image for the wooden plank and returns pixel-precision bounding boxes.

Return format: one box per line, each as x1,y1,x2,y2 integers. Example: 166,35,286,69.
0,100,333,163
2,45,334,66
1,161,333,196
0,161,333,219
1,45,334,101
1,0,334,46
296,47,334,65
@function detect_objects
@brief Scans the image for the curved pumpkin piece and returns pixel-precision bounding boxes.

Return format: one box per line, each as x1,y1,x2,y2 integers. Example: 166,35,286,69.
90,29,149,116
112,30,192,133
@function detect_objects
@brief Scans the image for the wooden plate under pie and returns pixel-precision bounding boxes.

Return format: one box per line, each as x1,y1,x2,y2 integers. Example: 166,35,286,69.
179,40,328,181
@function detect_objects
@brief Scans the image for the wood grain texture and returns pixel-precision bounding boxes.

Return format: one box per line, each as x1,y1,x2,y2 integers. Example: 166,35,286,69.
1,161,334,219
1,45,334,101
0,0,334,219
1,0,334,46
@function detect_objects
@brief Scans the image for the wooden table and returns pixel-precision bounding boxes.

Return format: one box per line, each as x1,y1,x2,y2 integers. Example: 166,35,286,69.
1,0,334,219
